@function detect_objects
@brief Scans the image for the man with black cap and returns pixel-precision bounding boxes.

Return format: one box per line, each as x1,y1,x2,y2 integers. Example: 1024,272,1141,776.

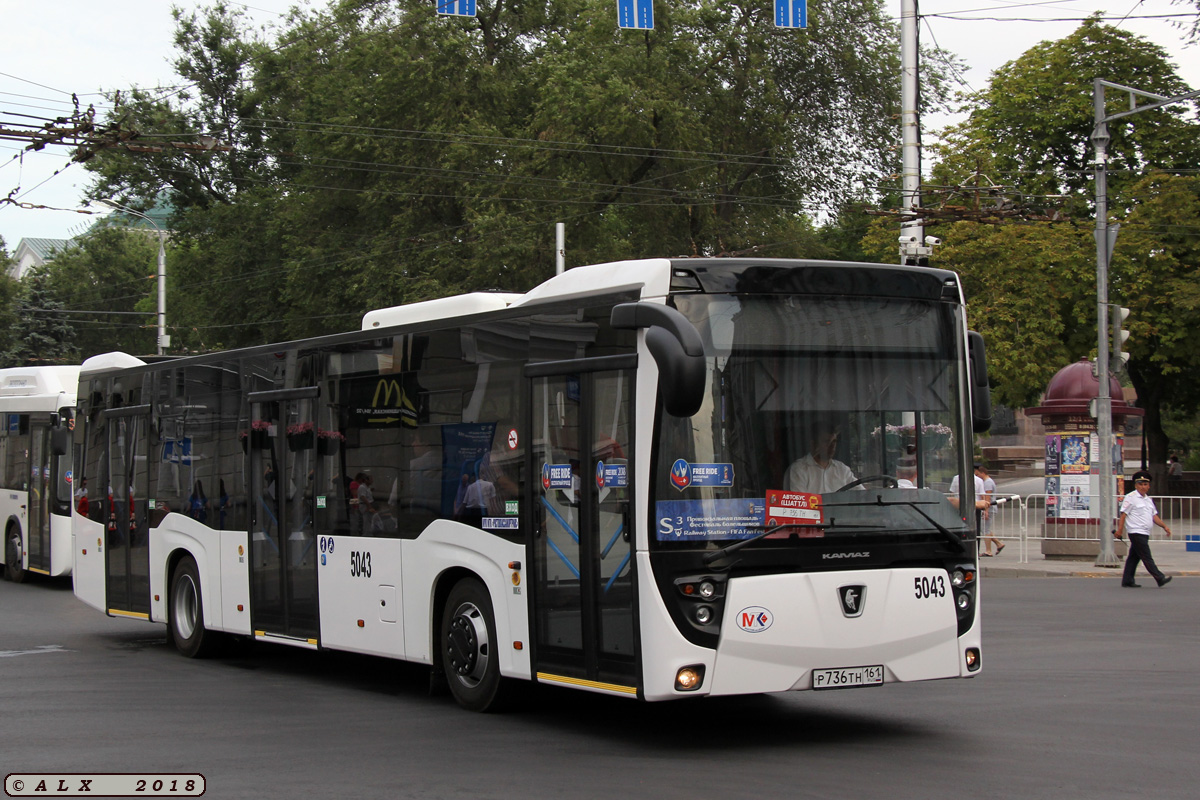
1115,470,1173,588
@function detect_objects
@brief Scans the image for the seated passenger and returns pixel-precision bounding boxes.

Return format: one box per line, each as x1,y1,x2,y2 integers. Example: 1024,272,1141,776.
896,457,918,489
785,422,861,494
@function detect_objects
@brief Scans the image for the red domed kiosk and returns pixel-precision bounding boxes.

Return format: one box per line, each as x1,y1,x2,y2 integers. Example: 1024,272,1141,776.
1026,359,1142,560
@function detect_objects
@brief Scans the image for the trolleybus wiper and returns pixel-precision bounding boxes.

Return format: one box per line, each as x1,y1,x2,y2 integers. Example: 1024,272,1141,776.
701,520,875,567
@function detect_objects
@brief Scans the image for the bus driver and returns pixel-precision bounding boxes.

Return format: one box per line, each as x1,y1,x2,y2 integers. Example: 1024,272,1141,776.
784,422,861,494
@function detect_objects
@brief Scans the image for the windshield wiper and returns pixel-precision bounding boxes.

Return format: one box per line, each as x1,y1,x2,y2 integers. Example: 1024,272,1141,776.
701,521,874,567
824,496,967,554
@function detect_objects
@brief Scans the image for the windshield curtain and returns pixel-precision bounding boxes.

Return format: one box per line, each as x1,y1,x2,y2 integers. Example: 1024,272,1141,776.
653,293,970,546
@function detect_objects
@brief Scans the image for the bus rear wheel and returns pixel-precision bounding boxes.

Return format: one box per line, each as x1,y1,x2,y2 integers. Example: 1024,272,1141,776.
169,556,221,658
440,578,510,712
5,525,26,583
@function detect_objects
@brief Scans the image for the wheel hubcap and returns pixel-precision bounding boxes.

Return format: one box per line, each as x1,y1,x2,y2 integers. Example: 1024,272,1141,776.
173,574,198,640
446,601,489,687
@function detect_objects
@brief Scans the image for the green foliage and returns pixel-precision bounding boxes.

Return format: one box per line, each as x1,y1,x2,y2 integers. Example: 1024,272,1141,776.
921,16,1200,469
37,227,159,358
72,0,930,350
864,217,1097,408
1,270,78,366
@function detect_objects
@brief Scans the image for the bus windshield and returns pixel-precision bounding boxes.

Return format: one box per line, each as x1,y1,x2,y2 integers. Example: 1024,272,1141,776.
653,293,971,548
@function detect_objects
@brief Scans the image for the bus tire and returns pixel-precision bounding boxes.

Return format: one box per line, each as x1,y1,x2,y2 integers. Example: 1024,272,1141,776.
440,577,510,712
5,524,26,583
169,556,221,658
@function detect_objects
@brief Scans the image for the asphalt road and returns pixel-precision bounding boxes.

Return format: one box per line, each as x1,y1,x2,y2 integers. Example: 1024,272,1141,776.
2,575,1196,799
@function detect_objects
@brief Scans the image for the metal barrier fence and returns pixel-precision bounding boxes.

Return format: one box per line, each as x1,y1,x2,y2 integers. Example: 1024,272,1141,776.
978,494,1200,564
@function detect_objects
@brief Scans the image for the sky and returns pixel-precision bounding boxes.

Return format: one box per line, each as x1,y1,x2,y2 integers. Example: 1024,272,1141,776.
2,0,1199,250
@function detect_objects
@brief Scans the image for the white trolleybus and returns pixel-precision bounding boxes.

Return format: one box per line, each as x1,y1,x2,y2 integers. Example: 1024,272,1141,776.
1,365,79,582
73,258,991,711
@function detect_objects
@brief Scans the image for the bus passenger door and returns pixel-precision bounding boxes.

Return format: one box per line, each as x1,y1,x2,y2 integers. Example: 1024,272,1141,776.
26,424,50,574
104,409,151,617
248,391,320,644
530,367,638,694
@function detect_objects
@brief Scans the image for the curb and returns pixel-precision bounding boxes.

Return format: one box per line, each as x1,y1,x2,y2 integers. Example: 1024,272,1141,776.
982,568,1200,579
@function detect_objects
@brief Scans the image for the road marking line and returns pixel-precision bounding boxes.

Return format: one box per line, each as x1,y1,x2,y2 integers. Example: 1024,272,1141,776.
0,644,69,658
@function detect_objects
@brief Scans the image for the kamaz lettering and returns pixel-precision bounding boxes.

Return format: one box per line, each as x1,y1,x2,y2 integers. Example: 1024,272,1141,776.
822,551,870,559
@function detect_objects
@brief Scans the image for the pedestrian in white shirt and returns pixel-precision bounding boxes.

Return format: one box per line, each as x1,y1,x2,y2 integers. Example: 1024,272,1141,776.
1115,470,1173,588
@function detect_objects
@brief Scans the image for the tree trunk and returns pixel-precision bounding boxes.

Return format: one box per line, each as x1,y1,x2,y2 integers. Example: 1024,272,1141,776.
1129,362,1170,485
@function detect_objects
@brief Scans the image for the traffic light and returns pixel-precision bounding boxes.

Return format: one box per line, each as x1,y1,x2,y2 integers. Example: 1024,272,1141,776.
1112,305,1131,371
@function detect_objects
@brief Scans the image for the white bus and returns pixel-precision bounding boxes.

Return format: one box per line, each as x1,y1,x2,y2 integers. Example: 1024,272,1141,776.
73,258,991,710
1,365,79,582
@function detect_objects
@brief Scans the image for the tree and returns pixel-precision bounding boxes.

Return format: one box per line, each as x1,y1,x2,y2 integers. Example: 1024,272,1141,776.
932,16,1200,216
77,0,948,348
39,227,160,358
0,239,18,358
1110,173,1200,476
863,217,1096,409
918,17,1200,475
1,270,78,366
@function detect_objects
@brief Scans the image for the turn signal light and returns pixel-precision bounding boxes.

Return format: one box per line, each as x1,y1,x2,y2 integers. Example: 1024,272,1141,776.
674,665,706,691
357,619,365,628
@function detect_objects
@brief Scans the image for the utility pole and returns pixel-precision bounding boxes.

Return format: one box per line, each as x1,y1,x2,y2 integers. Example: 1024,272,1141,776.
899,0,930,266
1090,78,1200,566
555,222,565,275
100,200,169,355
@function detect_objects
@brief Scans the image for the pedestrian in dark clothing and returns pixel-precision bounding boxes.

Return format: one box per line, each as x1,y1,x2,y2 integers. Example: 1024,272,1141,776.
1115,470,1173,588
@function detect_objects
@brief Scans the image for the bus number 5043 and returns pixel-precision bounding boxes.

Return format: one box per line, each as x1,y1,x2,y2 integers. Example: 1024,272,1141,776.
914,575,946,599
351,551,372,578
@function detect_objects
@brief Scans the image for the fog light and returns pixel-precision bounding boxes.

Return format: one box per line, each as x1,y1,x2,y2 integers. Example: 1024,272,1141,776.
695,605,714,625
956,592,972,611
965,647,981,671
675,665,705,691
698,580,716,599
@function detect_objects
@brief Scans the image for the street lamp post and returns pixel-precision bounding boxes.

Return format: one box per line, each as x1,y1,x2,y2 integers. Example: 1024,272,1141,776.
100,200,168,355
1090,79,1200,566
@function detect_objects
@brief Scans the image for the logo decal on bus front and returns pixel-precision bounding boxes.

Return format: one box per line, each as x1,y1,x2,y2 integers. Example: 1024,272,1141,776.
670,458,692,490
839,586,867,618
737,606,772,633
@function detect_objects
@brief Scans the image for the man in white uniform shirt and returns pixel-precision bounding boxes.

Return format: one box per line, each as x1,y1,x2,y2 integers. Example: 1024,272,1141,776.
785,423,860,494
1115,470,1173,588
948,463,992,519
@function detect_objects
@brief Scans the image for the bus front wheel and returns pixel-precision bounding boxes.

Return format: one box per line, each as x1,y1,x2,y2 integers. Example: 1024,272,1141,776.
440,578,509,712
5,525,26,583
169,556,221,658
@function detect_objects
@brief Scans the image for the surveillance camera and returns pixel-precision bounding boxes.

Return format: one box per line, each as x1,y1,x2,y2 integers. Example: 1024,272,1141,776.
898,235,918,244
924,236,942,246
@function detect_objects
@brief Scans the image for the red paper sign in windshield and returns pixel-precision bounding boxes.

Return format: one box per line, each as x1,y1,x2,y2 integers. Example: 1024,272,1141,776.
766,489,824,532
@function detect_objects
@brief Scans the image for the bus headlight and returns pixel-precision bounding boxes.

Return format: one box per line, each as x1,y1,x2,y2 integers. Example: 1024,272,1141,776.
694,605,714,625
675,665,706,691
956,592,972,612
698,580,716,599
